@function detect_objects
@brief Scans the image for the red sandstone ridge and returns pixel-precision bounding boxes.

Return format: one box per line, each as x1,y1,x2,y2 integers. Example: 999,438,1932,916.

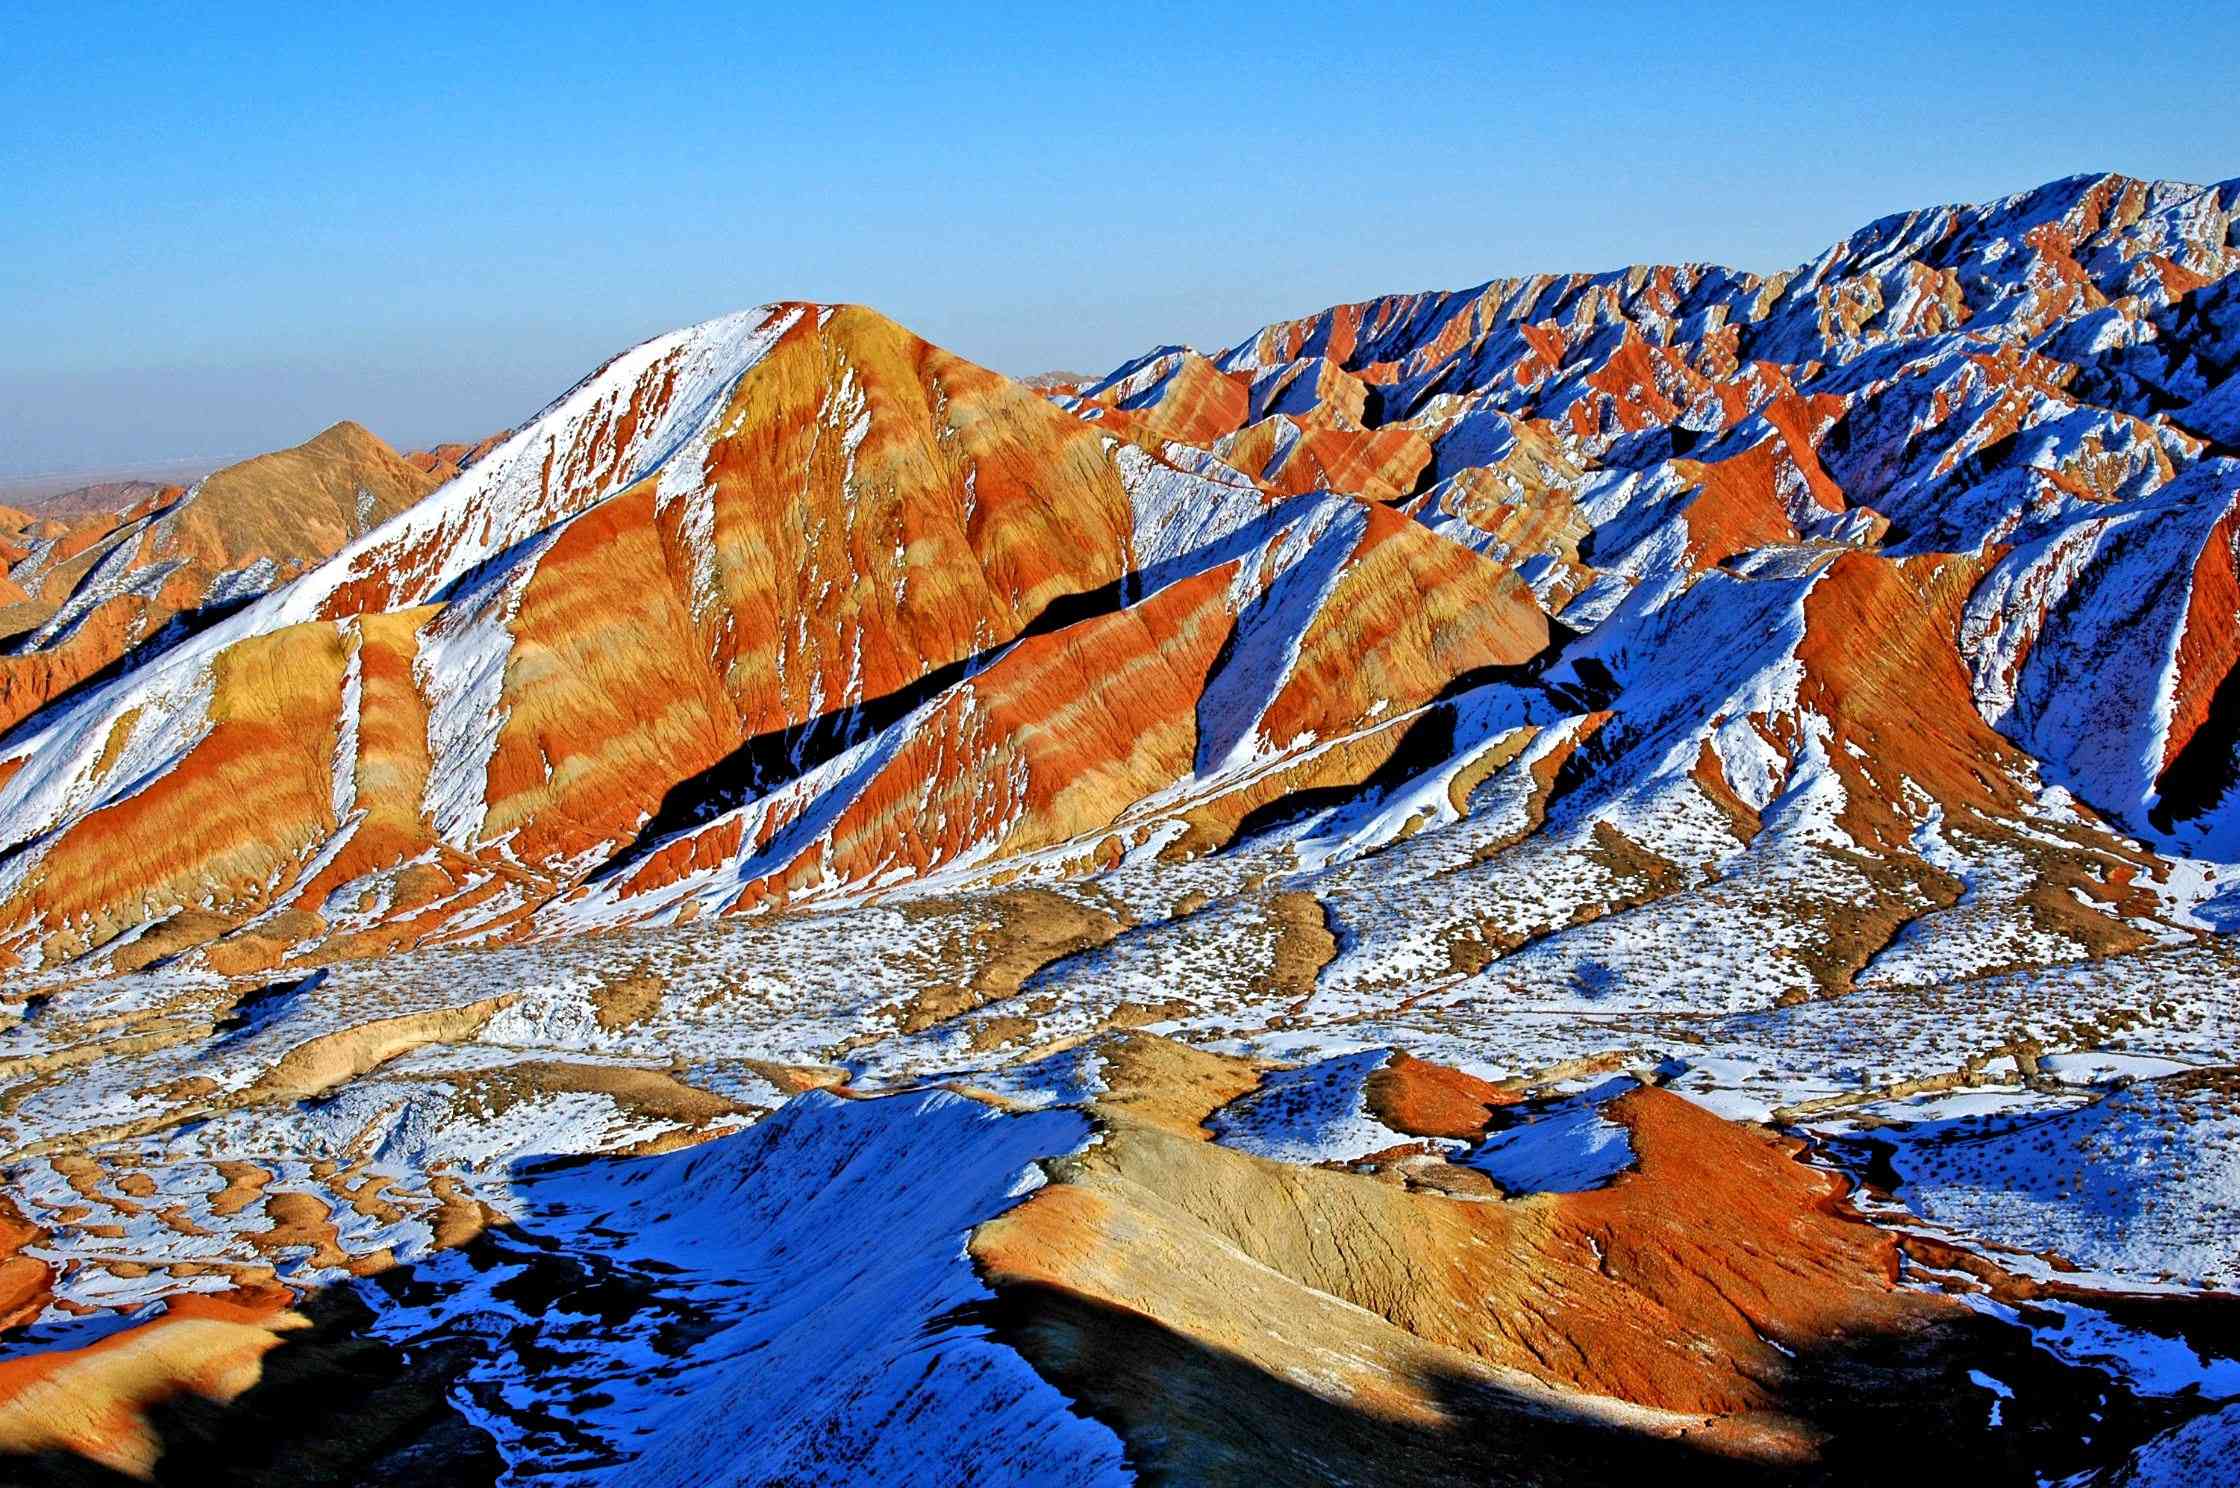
0,176,2231,987
0,304,1545,974
5,165,2238,982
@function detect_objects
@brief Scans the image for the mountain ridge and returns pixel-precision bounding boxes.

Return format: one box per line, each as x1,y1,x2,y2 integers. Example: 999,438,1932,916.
1,170,2238,1484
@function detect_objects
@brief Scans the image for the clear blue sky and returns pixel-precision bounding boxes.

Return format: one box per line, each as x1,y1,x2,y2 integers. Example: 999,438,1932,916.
5,0,2238,477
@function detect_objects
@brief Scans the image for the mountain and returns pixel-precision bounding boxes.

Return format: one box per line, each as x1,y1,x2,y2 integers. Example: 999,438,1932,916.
401,429,511,484
0,303,1545,976
2,479,173,519
0,171,2237,1485
0,460,226,512
0,422,444,737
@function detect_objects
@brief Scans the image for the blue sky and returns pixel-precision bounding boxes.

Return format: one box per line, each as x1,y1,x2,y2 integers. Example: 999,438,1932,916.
4,0,2237,475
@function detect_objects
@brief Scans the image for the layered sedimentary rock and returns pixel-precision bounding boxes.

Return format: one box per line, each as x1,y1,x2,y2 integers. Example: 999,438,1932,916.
0,170,2238,1486
971,1048,2159,1483
0,304,1546,976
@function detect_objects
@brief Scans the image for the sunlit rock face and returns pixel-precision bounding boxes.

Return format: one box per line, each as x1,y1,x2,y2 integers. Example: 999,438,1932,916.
0,300,1550,975
2,172,2239,1486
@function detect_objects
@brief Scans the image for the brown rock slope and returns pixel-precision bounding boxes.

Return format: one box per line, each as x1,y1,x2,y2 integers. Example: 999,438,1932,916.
0,423,440,735
970,1048,2176,1484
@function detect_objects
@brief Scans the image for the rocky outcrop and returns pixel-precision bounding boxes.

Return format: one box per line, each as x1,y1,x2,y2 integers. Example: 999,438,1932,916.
968,1049,2187,1484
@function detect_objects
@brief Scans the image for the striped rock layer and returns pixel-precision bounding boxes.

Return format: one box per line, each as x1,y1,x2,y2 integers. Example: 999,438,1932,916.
0,171,2236,993
0,305,1544,974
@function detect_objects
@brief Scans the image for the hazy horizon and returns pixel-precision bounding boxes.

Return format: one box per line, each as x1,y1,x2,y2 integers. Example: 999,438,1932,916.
7,0,2238,476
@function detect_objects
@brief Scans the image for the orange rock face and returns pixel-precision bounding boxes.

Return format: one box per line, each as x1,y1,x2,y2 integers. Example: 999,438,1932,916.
1072,348,1251,446
403,429,510,483
0,304,1547,970
0,1286,306,1478
970,1058,2137,1482
0,1201,51,1336
1363,1051,1518,1138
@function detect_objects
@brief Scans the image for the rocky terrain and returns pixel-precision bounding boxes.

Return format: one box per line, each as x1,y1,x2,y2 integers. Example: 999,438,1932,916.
0,170,2236,1483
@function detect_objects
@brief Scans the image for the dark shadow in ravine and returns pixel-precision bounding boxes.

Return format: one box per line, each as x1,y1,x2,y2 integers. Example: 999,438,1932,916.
212,969,328,1044
2151,648,2240,835
585,492,1413,886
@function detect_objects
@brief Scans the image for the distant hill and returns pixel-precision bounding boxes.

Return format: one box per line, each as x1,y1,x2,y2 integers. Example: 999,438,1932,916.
0,463,221,512
0,419,445,732
1017,369,1094,390
5,479,175,519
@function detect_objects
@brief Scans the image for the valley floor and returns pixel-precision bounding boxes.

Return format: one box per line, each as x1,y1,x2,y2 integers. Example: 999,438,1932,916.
0,819,2234,1485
